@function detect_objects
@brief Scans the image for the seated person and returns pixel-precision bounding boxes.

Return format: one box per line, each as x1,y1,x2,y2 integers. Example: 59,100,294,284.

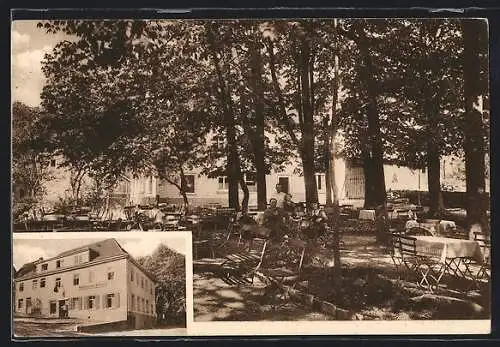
238,209,259,240
263,198,285,240
283,193,296,217
302,202,328,239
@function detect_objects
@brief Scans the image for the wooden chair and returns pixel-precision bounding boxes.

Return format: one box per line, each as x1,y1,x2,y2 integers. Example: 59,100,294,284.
473,232,491,282
219,237,268,284
260,238,307,308
390,233,445,292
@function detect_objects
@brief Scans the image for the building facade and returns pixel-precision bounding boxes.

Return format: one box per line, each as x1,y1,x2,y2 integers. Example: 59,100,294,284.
14,239,157,330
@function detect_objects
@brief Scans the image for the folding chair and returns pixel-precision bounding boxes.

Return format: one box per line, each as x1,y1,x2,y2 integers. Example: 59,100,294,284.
473,232,491,283
219,237,268,285
393,234,445,292
260,238,306,309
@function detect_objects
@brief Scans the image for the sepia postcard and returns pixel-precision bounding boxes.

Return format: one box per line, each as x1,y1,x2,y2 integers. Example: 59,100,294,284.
11,15,491,336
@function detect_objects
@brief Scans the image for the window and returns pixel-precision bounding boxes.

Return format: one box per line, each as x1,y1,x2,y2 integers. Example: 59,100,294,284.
18,299,23,309
214,135,226,150
142,298,145,312
107,271,115,281
55,278,61,289
56,260,62,268
136,297,140,311
218,176,229,190
130,269,134,282
74,255,85,265
19,282,24,292
131,294,135,310
89,271,94,283
141,277,144,289
150,285,153,295
182,175,195,194
70,297,82,310
278,177,290,194
40,278,46,288
245,172,256,186
106,294,115,308
50,159,56,167
151,304,154,315
32,279,38,289
316,174,325,190
148,176,153,194
73,274,80,286
41,264,48,271
146,300,149,313
50,301,57,314
87,296,96,309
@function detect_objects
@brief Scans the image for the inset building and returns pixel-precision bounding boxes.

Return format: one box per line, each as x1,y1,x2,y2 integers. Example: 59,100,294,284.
13,238,157,330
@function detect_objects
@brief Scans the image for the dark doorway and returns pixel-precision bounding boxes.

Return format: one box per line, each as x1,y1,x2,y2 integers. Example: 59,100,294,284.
26,297,32,315
59,300,68,319
278,177,290,194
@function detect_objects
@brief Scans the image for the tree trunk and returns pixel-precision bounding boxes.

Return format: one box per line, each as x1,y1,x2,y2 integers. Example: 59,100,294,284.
206,24,240,210
238,172,250,212
356,24,387,208
427,138,443,217
178,167,190,207
362,151,376,208
299,35,318,205
248,37,267,210
462,19,487,229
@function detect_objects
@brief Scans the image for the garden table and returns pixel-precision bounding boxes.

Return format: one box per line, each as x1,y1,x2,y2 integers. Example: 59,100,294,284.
359,209,376,221
413,235,483,282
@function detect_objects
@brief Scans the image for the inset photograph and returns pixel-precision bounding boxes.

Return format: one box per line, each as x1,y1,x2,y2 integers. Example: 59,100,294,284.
12,232,191,337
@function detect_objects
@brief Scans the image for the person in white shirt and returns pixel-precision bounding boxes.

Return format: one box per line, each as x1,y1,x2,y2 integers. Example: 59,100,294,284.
270,183,287,209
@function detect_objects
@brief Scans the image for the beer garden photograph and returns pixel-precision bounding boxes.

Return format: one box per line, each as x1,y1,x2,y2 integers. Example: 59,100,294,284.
11,16,490,332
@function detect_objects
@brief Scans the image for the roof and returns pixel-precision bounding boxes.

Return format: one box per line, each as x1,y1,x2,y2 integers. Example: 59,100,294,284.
15,239,157,283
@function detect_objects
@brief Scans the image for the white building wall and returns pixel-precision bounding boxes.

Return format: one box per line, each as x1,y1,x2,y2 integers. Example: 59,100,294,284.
15,258,128,323
126,262,156,318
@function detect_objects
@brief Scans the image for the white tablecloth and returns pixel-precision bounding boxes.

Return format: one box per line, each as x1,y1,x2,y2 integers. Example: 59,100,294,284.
414,236,483,263
359,209,376,221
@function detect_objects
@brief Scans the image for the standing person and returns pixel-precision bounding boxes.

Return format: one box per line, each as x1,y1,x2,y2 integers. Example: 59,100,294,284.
271,183,287,209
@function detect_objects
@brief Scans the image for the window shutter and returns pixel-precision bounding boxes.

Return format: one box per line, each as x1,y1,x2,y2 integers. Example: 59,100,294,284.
95,296,100,309
116,293,120,308
103,295,107,308
83,296,88,309
79,297,83,310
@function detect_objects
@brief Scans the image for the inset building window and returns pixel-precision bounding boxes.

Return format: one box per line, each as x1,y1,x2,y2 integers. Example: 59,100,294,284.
70,297,82,310
56,260,62,268
87,296,96,309
50,301,57,314
131,294,135,310
130,269,134,282
32,279,38,289
41,264,48,271
18,299,23,309
55,278,61,289
106,294,115,308
40,278,46,288
73,274,80,286
107,271,115,281
19,282,24,292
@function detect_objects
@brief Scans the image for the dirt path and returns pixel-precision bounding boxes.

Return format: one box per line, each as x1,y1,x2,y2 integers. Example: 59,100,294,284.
193,273,333,322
